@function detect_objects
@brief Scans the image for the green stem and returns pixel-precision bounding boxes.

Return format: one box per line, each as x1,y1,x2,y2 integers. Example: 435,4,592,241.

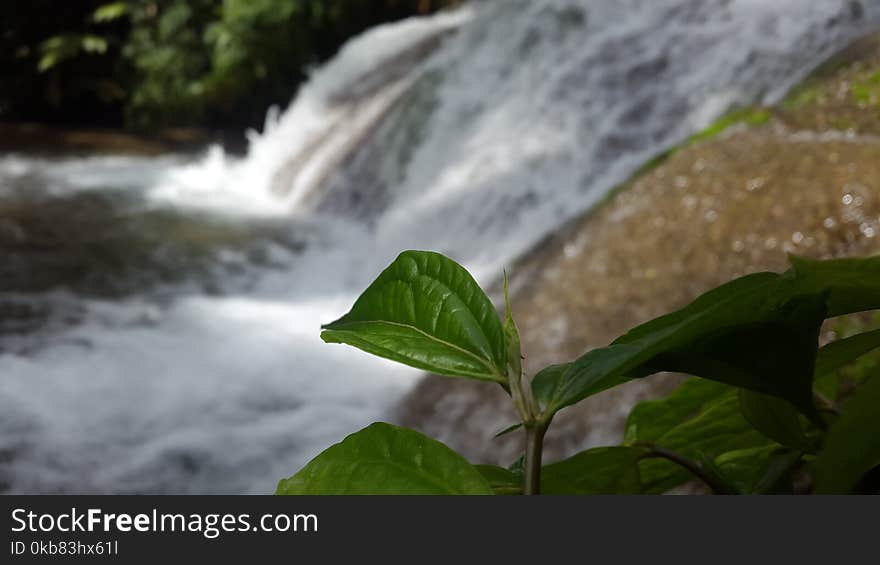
508,374,530,424
642,445,736,495
505,358,545,495
523,424,546,495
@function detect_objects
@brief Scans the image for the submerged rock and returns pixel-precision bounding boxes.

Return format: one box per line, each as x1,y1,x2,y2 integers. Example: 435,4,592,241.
396,33,880,466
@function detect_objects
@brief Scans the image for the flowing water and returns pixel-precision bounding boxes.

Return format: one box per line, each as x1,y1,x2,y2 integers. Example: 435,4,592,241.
1,0,878,493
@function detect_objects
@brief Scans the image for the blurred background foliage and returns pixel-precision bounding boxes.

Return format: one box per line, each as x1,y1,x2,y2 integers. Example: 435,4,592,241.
0,0,461,132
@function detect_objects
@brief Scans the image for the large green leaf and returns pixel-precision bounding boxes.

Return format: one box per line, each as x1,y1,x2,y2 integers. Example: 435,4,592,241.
321,251,507,383
623,378,731,444
788,255,880,317
713,445,801,494
541,446,645,494
276,423,493,495
475,465,521,495
813,375,880,494
533,255,880,420
477,447,646,494
814,328,880,378
533,272,827,418
625,379,775,493
813,326,880,401
738,389,812,451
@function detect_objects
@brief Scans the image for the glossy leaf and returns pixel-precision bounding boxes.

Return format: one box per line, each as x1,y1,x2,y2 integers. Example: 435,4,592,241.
534,271,828,418
276,423,493,495
738,389,812,451
532,363,577,409
813,375,880,493
541,446,645,494
321,251,507,383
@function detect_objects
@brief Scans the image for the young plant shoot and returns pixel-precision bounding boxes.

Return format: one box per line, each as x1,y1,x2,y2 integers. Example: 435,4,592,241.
277,251,880,495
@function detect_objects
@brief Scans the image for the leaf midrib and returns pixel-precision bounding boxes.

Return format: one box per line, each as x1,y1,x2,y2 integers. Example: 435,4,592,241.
329,319,504,381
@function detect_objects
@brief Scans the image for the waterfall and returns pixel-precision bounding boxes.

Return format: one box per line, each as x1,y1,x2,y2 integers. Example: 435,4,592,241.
1,0,877,493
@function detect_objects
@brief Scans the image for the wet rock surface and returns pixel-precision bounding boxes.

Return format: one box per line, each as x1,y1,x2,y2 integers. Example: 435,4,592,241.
0,186,313,353
396,33,880,467
0,123,214,156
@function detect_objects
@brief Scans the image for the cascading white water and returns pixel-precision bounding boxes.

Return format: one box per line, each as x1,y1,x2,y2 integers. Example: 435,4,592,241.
1,0,878,493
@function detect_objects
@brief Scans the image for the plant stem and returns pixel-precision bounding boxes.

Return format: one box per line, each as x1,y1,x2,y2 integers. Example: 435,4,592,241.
642,445,736,495
523,424,546,495
505,360,546,495
508,374,530,424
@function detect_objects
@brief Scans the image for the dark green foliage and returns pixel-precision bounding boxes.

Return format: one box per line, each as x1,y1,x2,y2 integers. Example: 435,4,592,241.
625,379,773,493
737,390,812,451
813,374,880,493
815,328,880,379
279,251,880,495
541,447,644,494
1,0,459,130
533,272,827,419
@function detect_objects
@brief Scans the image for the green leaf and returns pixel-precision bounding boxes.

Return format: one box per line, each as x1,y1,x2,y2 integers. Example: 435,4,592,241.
92,2,129,23
503,271,522,379
541,446,645,494
534,271,828,418
750,449,803,494
276,423,493,495
80,35,108,54
626,379,775,493
814,329,880,378
532,363,576,410
37,53,58,73
712,445,800,494
813,376,880,493
507,455,525,475
38,35,80,72
321,251,507,383
475,465,521,494
624,378,729,444
738,389,812,451
493,423,522,438
814,327,880,401
788,254,880,317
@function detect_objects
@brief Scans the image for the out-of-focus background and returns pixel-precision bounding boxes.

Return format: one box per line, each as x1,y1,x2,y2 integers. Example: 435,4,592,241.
1,0,879,493
1,0,461,150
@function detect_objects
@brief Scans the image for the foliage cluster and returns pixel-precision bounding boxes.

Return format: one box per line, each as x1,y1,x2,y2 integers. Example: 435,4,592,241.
277,251,880,495
1,0,459,131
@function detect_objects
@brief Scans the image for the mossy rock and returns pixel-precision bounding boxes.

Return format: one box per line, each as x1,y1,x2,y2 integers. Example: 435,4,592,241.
779,33,880,135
